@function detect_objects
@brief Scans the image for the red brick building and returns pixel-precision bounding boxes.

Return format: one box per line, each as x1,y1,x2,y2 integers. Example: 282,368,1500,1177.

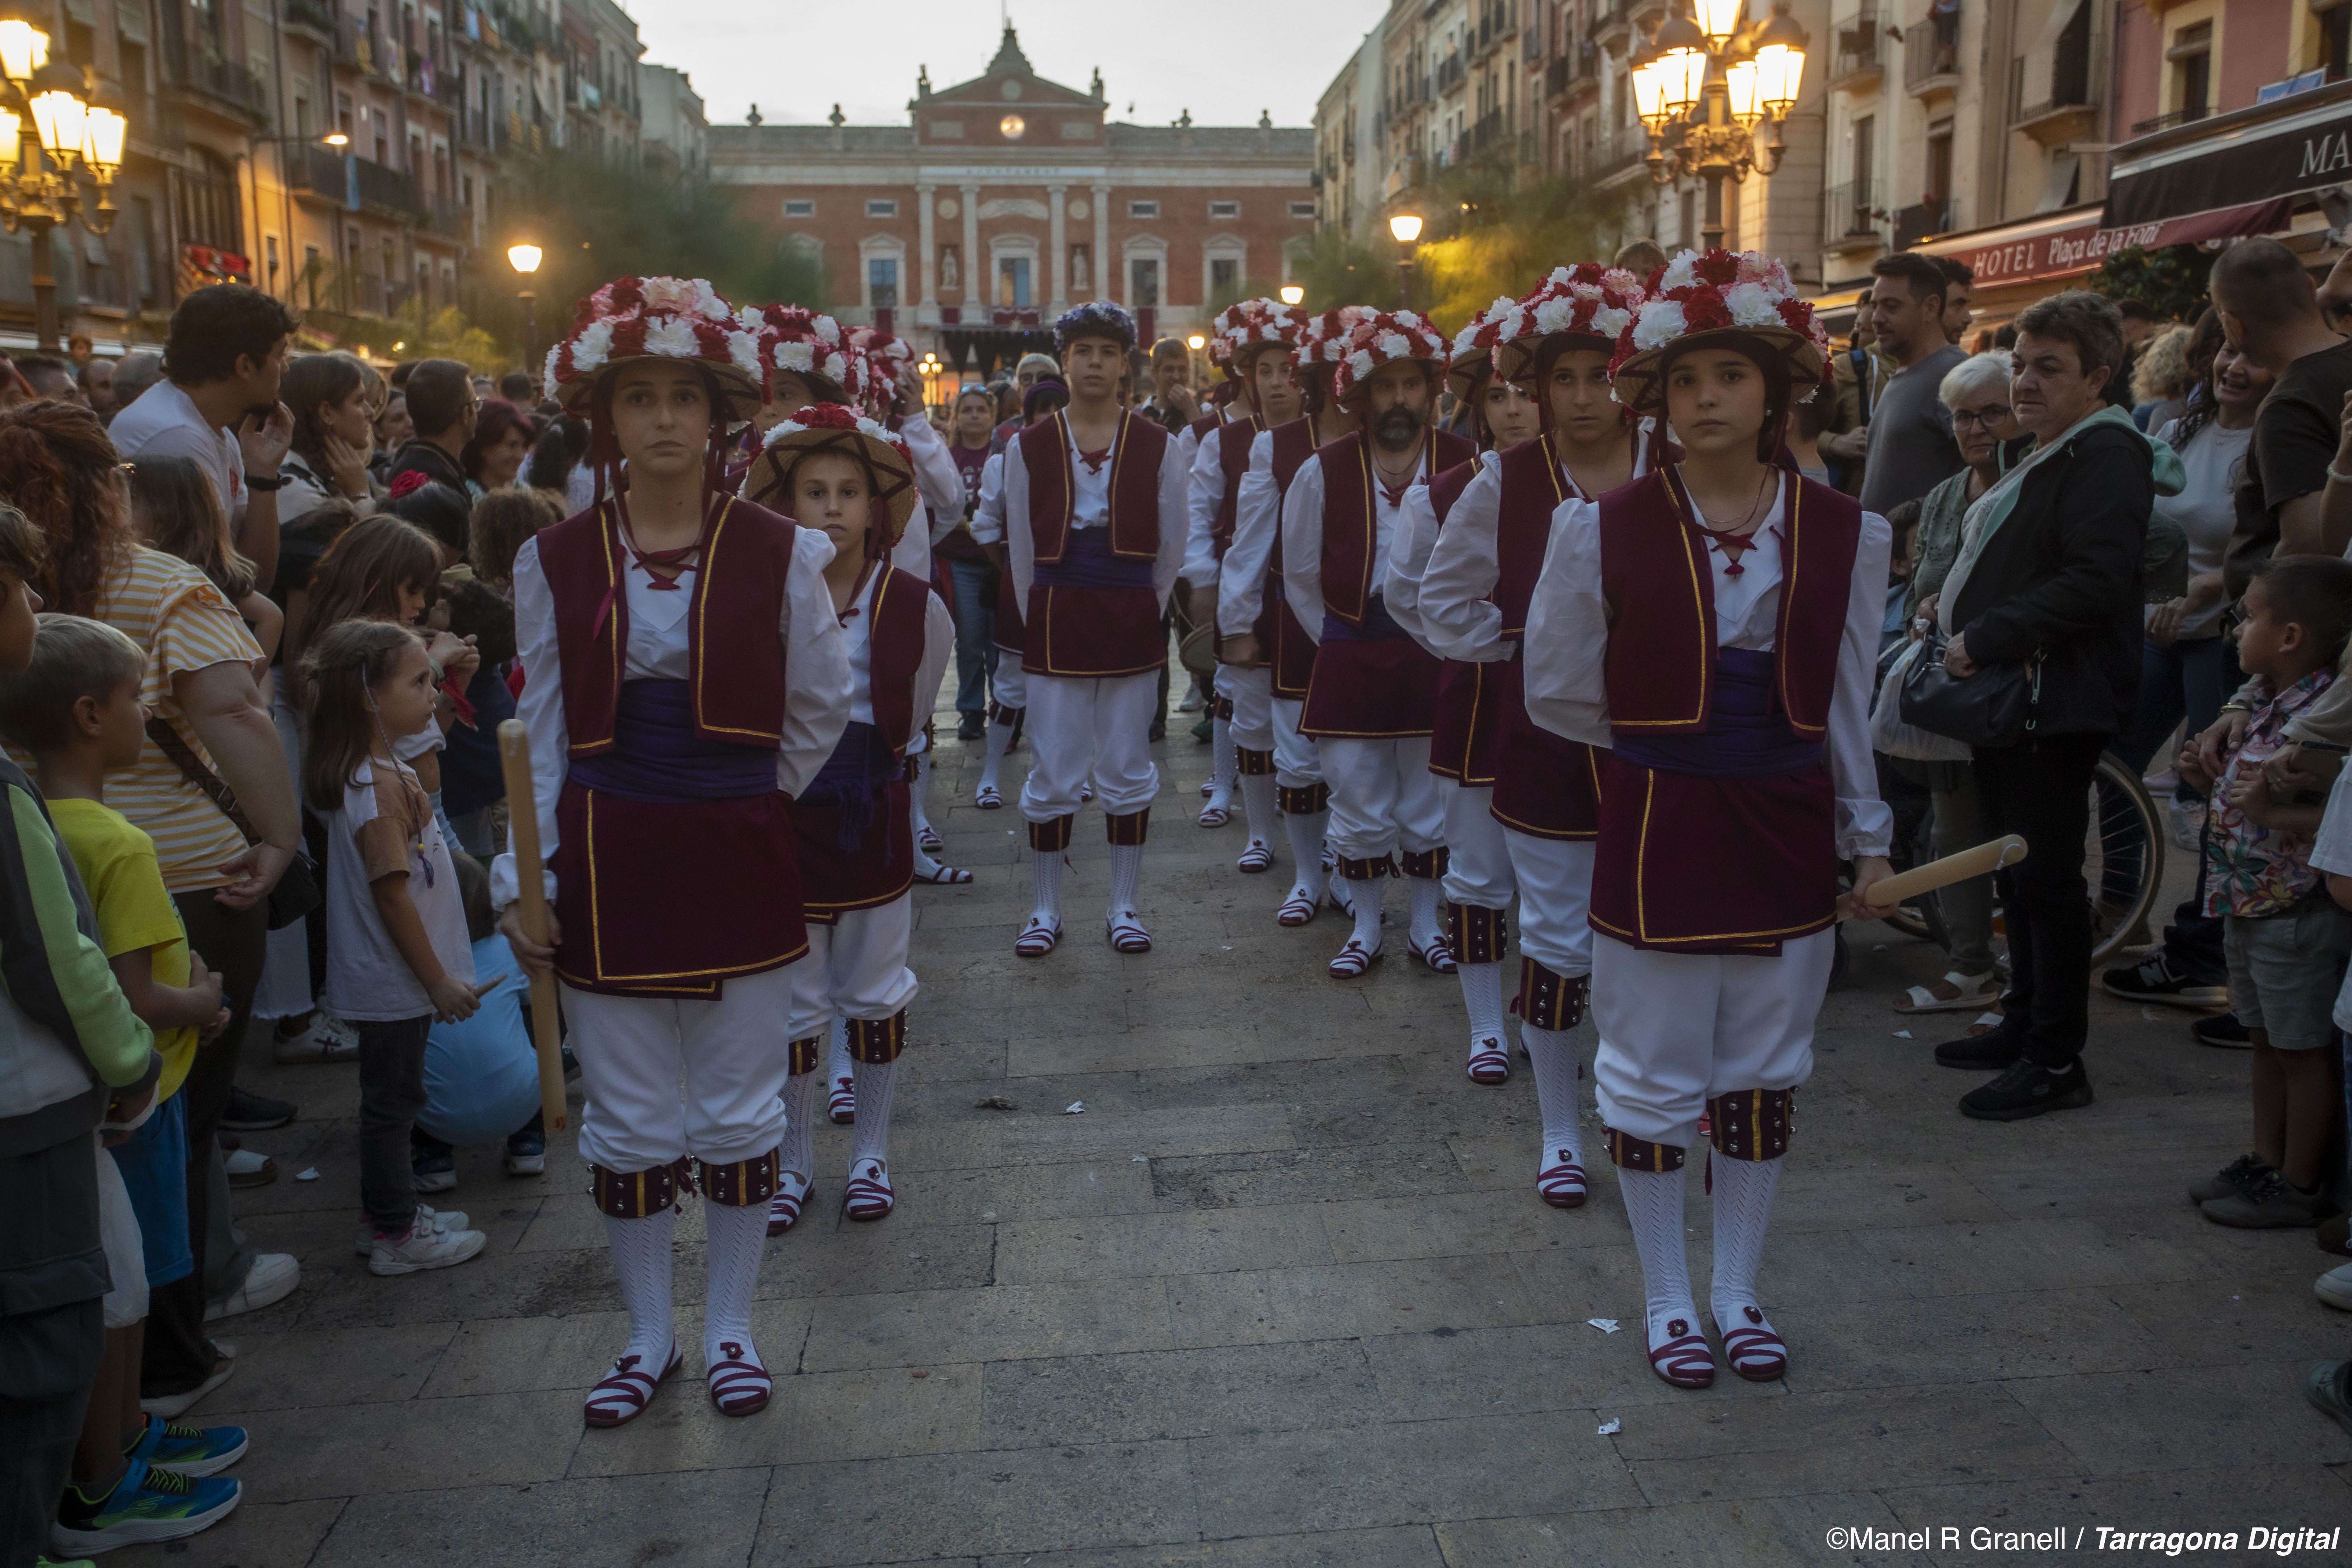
710,26,1316,378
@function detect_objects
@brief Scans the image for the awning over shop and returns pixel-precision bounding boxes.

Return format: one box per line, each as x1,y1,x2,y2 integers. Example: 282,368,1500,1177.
1914,197,2292,287
2107,86,2352,229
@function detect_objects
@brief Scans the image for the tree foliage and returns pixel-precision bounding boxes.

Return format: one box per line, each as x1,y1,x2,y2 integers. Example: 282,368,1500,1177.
2088,244,2209,324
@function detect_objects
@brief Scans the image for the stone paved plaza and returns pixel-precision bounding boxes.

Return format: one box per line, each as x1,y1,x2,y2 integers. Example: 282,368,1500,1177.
109,722,2352,1568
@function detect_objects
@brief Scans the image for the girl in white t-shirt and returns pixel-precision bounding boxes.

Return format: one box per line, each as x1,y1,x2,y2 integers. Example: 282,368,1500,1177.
301,618,486,1277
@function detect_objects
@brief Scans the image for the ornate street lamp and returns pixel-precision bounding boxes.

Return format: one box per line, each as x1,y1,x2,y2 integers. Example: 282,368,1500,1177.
508,242,542,386
0,5,126,348
1630,0,1808,251
1388,211,1423,310
1278,284,1304,306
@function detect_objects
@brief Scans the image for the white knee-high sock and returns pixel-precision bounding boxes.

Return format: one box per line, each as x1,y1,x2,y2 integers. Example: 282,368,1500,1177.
1108,842,1144,915
849,1058,897,1169
1209,716,1235,798
1238,774,1277,852
701,1199,767,1362
980,720,1013,793
828,1019,853,1086
1458,960,1506,1047
1709,1154,1784,1320
1616,1165,1695,1336
1521,1024,1583,1162
781,1071,817,1180
601,1207,677,1367
1408,876,1444,947
911,751,935,832
1348,873,1385,948
1030,845,1063,924
1284,809,1328,899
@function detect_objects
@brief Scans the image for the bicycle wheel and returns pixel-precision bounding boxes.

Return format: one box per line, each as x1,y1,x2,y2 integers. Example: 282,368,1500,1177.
2086,751,2163,967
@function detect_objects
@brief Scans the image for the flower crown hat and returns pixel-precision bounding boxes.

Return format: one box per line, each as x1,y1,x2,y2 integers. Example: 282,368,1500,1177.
739,402,919,550
1213,298,1314,382
544,275,765,419
1053,299,1138,356
1332,309,1450,407
1606,247,1829,418
1446,296,1524,404
1295,305,1378,377
739,304,868,408
1497,262,1647,383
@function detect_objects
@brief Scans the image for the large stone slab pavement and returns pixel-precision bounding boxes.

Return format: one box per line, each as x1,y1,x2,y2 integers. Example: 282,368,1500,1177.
108,714,2352,1567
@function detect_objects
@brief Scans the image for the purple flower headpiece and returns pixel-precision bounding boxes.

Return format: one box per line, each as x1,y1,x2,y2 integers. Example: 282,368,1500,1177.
1053,300,1137,354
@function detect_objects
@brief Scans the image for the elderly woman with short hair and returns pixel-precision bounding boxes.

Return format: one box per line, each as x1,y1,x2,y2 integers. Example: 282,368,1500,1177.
1930,290,2181,1122
1890,350,2020,1025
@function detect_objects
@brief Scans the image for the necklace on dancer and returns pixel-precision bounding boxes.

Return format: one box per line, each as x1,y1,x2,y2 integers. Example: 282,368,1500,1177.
1679,465,1777,577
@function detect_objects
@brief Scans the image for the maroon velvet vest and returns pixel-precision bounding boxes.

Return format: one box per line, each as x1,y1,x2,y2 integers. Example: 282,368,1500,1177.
537,497,794,757
1599,469,1860,741
1494,435,1570,637
865,564,934,757
1021,409,1169,564
1317,427,1477,628
1187,410,1221,441
1210,414,1263,557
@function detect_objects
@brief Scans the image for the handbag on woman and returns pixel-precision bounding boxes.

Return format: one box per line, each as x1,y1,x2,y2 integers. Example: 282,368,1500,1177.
1899,629,2041,750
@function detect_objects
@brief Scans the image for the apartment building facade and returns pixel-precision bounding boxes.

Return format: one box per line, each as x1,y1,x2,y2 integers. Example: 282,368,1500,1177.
3,0,685,355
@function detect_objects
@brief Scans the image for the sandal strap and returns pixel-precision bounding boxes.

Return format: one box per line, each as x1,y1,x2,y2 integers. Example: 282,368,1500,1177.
1648,1330,1716,1384
1278,889,1317,925
585,1345,676,1420
1016,917,1061,955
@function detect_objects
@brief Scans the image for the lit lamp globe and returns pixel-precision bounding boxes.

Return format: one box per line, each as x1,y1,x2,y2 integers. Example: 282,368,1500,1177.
1388,213,1423,244
1278,284,1304,305
507,243,542,275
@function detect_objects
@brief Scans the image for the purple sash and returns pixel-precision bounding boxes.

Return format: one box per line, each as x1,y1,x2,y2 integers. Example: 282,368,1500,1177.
1612,649,1824,780
567,680,777,803
1032,527,1156,590
1321,593,1410,643
799,721,899,850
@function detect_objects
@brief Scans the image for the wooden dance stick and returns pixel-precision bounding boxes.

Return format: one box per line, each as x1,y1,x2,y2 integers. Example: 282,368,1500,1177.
496,719,569,1135
1837,833,2029,922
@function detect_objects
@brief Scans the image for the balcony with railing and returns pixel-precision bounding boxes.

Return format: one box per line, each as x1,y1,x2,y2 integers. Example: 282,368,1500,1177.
167,46,269,123
283,0,337,40
1822,180,1885,248
2009,9,2101,141
1905,10,1961,94
1587,119,1652,184
1830,7,1886,89
1594,0,1636,42
1892,198,1956,248
2129,104,2210,135
289,144,427,221
1548,40,1600,100
1435,53,1467,93
1468,109,1509,155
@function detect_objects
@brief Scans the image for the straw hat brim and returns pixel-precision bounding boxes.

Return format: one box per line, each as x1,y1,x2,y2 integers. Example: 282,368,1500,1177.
1495,329,1616,386
556,354,765,421
1609,327,1825,420
738,425,919,541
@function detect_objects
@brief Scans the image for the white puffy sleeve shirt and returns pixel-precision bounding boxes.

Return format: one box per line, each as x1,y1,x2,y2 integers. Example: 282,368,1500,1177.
1521,475,1894,859
968,453,1007,546
840,566,957,732
489,525,854,907
1002,420,1190,621
1181,421,1231,591
1380,472,1451,655
1216,430,1279,638
899,413,964,547
1414,459,1513,664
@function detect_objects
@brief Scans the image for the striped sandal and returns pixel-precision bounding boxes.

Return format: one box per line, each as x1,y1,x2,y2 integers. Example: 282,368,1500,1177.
844,1158,895,1221
583,1341,681,1428
1198,796,1232,828
1106,910,1152,954
1277,885,1320,926
1410,935,1459,974
914,861,974,884
706,1340,771,1416
1236,838,1275,873
1465,1037,1509,1086
917,823,944,852
1646,1312,1717,1390
827,1073,856,1125
766,1171,812,1236
1713,1304,1788,1382
974,784,1003,809
1536,1149,1588,1208
1015,916,1062,957
1328,937,1383,979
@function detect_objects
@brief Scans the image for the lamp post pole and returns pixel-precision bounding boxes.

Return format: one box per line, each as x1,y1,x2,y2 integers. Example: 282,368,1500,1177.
507,242,544,388
1387,212,1423,313
23,211,54,348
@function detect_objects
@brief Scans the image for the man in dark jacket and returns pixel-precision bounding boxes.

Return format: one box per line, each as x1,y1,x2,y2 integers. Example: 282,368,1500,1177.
1934,290,2162,1122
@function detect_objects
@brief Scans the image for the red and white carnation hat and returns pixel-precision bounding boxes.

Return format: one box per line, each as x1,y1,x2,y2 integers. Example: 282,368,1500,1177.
1606,247,1830,417
1333,310,1448,406
1446,296,1524,402
1213,298,1314,380
738,402,919,546
738,304,868,408
1294,305,1379,376
1497,263,1647,382
545,276,764,418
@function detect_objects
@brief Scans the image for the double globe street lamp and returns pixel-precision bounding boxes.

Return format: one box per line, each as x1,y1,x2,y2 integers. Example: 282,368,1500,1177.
0,7,127,348
1629,0,1808,251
